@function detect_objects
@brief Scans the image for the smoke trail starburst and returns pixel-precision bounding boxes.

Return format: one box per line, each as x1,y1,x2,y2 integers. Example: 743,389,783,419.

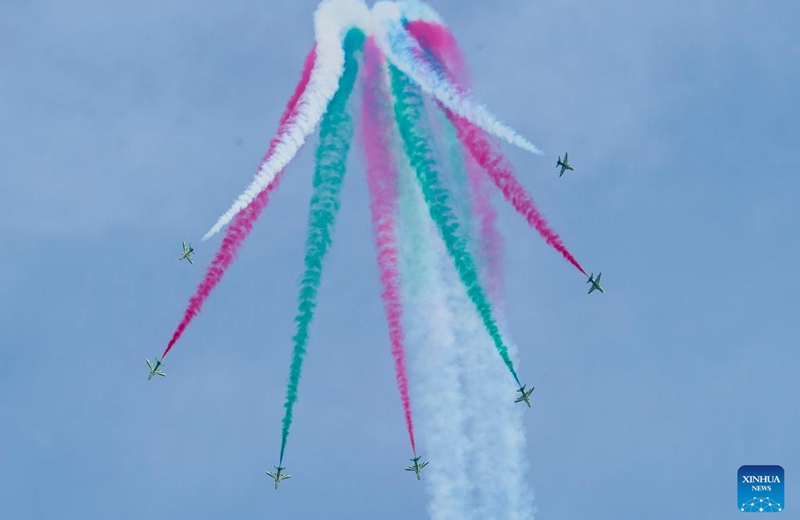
157,3,600,518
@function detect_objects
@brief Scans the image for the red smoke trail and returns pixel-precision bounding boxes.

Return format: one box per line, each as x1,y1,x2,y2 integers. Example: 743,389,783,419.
448,109,587,276
361,37,417,455
406,22,587,277
160,48,317,360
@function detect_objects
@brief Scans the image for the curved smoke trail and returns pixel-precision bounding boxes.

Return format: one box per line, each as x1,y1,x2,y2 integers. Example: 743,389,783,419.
279,29,365,464
372,1,543,156
388,63,522,388
203,0,371,241
405,16,587,277
360,37,417,455
160,48,316,361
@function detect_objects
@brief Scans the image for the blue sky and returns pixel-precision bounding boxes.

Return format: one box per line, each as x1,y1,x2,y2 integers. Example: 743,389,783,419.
1,1,798,519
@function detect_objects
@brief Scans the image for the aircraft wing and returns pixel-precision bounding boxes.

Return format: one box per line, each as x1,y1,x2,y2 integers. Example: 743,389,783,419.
588,285,596,294
564,152,568,161
596,273,601,283
187,257,194,265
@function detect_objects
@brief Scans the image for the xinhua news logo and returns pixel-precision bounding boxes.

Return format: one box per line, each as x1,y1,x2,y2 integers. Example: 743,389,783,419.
739,465,784,513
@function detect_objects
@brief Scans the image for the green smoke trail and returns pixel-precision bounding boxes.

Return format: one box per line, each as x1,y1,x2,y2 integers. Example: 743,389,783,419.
388,64,521,387
279,29,365,464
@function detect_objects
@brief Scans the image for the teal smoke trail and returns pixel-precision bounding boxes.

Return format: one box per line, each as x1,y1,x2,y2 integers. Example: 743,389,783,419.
388,64,521,387
279,29,364,464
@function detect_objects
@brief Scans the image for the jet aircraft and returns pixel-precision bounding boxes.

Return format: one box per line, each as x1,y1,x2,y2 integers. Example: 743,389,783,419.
515,385,535,407
405,456,429,480
178,241,195,264
556,153,574,177
587,272,604,294
266,466,291,489
146,358,166,380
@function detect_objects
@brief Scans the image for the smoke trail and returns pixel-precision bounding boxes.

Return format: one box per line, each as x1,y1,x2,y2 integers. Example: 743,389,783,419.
450,113,587,276
451,287,536,520
388,64,522,388
372,1,543,156
397,139,473,520
160,48,316,361
279,29,364,464
203,0,371,241
405,17,587,277
360,37,417,455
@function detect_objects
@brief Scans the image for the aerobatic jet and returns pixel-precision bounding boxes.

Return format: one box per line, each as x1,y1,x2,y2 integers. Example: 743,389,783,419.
587,272,604,294
178,241,195,264
266,466,291,489
556,153,574,177
515,385,535,407
146,358,166,380
405,456,429,480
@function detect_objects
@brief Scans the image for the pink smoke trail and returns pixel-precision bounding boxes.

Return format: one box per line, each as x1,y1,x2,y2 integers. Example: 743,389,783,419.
407,21,588,277
449,112,587,276
361,37,417,455
160,48,317,361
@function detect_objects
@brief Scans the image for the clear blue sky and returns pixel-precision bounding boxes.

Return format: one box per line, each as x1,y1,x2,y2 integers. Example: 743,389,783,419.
1,1,798,519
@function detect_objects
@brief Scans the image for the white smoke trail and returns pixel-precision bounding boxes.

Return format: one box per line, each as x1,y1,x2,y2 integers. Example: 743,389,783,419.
372,1,543,156
453,298,536,519
202,0,371,240
396,137,474,519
